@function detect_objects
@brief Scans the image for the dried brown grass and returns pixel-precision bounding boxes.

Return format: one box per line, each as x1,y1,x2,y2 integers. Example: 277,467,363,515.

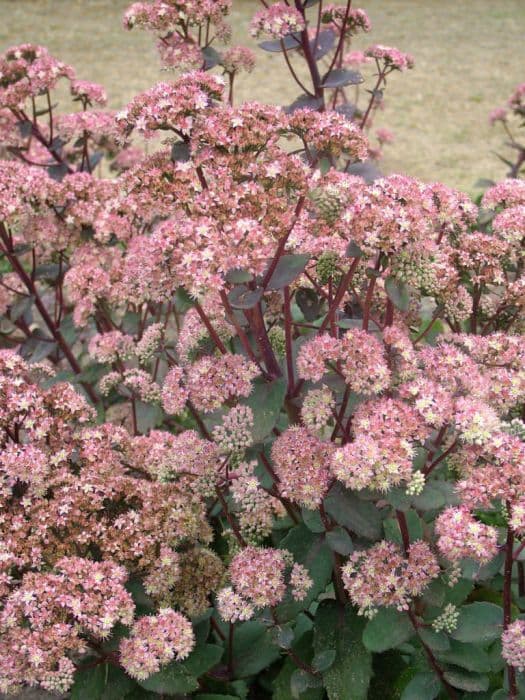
0,0,524,192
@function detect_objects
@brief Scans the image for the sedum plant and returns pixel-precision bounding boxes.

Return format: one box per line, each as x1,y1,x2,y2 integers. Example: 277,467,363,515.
0,1,523,698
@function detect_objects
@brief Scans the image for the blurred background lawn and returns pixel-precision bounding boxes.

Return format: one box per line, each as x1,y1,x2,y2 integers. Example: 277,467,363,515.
0,0,524,193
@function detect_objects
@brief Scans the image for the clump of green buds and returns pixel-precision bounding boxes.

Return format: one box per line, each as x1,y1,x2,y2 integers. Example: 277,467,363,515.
309,184,344,224
502,417,525,441
316,251,341,285
406,470,425,496
268,326,286,357
432,603,460,634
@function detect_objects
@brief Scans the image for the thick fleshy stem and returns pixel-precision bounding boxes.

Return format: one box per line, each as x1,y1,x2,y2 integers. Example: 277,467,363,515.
0,223,98,404
319,257,361,333
228,623,235,677
219,290,265,372
294,0,324,104
193,300,228,354
215,485,247,548
248,303,282,379
503,522,518,699
407,609,458,700
396,510,410,552
261,196,306,289
259,451,301,524
423,439,458,477
284,286,295,395
397,512,457,699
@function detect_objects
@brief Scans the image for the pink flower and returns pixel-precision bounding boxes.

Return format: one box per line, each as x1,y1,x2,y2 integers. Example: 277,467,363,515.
229,546,287,607
364,45,415,71
502,620,525,671
186,354,259,412
272,427,333,508
342,540,439,617
435,507,499,563
250,3,306,39
120,609,195,680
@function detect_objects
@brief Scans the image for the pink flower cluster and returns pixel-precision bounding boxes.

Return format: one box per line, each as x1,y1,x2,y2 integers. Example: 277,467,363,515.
502,620,525,672
116,72,225,137
296,329,390,394
342,540,439,617
364,44,415,71
119,609,195,680
321,6,372,35
230,460,284,540
250,3,305,39
272,426,333,508
332,398,423,492
218,545,312,620
0,44,74,108
0,558,134,693
185,354,259,412
435,507,499,563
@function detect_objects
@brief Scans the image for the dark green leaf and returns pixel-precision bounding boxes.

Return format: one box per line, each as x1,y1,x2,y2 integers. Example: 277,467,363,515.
34,263,62,281
460,552,505,582
286,95,324,114
231,621,280,678
174,287,195,313
259,33,302,53
47,163,69,181
101,666,137,700
20,333,57,362
324,483,383,540
437,640,491,673
325,527,353,555
474,178,496,189
291,669,320,698
451,603,503,644
345,240,365,257
138,663,199,695
400,672,440,700
243,377,286,442
346,161,381,183
312,649,336,673
184,643,223,676
17,119,33,138
314,601,372,700
384,510,423,545
228,286,263,309
335,103,357,121
276,525,333,622
312,29,336,60
202,46,222,69
171,141,190,162
418,628,450,652
9,294,34,321
273,631,323,700
443,669,489,692
322,68,363,88
135,401,163,434
411,482,447,510
386,487,412,512
225,268,254,284
266,254,311,290
302,508,326,534
138,643,222,695
70,664,106,700
363,608,413,653
273,625,295,649
296,287,323,321
385,276,410,312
